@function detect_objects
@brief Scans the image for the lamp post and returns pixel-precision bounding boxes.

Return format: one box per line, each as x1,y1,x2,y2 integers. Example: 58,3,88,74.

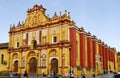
69,46,72,78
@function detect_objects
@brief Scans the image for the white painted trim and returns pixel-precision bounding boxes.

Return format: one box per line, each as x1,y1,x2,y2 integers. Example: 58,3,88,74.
52,35,57,43
49,57,58,63
13,59,18,64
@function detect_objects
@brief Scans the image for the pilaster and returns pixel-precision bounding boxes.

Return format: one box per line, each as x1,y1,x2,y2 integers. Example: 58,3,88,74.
79,27,86,68
86,32,93,68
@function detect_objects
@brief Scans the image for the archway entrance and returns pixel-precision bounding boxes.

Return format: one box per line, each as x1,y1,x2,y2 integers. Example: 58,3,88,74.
51,58,58,73
14,60,18,72
29,58,37,73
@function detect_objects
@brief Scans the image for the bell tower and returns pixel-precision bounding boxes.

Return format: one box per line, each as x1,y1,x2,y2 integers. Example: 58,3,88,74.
24,4,47,27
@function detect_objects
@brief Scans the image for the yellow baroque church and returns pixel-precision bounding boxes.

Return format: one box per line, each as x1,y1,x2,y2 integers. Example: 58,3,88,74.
0,4,119,77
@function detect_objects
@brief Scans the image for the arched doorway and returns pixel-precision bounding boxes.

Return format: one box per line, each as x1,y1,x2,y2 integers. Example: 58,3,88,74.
14,60,18,72
29,58,37,73
51,58,58,73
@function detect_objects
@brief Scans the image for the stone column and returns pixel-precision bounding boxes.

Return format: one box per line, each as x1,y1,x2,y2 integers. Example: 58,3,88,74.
92,35,97,69
86,32,93,68
79,27,86,68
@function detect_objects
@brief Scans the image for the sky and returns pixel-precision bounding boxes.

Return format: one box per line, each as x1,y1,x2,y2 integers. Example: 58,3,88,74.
0,0,120,51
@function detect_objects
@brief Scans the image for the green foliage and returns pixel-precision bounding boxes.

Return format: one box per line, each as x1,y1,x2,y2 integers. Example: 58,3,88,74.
2,61,7,65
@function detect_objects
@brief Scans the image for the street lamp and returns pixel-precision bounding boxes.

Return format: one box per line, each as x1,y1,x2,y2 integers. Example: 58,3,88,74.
68,45,72,78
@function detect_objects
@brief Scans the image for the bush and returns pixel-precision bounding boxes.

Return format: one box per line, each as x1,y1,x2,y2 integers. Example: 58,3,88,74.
3,61,7,65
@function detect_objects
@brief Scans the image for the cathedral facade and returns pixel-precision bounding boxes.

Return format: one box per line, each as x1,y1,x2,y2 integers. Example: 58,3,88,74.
0,5,117,76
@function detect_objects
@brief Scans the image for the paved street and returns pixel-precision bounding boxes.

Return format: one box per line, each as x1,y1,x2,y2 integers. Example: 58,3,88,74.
27,73,101,78
20,75,101,78
0,74,101,78
22,76,101,78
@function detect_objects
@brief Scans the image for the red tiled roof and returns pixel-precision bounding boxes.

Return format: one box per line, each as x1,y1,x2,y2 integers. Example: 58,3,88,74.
0,42,8,49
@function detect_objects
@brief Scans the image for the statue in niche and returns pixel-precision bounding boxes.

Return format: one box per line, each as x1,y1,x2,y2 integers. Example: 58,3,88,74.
14,55,18,59
53,50,56,56
62,56,65,67
62,54,65,67
41,54,46,67
21,56,25,67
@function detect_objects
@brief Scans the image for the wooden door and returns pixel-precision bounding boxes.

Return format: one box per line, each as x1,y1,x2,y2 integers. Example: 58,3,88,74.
29,58,37,73
14,60,18,72
51,58,58,73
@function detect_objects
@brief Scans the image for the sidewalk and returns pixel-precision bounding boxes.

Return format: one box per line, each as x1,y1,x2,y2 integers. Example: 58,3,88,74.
0,74,101,78
20,75,101,78
86,76,101,78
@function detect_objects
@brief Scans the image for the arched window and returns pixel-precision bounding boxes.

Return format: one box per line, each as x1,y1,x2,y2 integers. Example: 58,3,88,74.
33,40,37,49
26,33,28,44
17,42,20,48
53,36,57,43
39,31,41,43
1,54,4,64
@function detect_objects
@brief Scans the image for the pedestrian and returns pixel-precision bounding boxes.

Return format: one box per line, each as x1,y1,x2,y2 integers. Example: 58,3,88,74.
18,73,21,78
70,73,74,78
81,71,86,78
43,72,46,77
23,71,28,78
92,71,95,78
9,71,13,78
53,71,57,78
54,71,56,76
47,73,51,78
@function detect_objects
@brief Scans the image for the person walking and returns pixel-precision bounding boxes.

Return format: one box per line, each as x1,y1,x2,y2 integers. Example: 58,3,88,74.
9,71,13,78
81,71,86,78
23,71,28,78
43,72,46,78
92,71,95,78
